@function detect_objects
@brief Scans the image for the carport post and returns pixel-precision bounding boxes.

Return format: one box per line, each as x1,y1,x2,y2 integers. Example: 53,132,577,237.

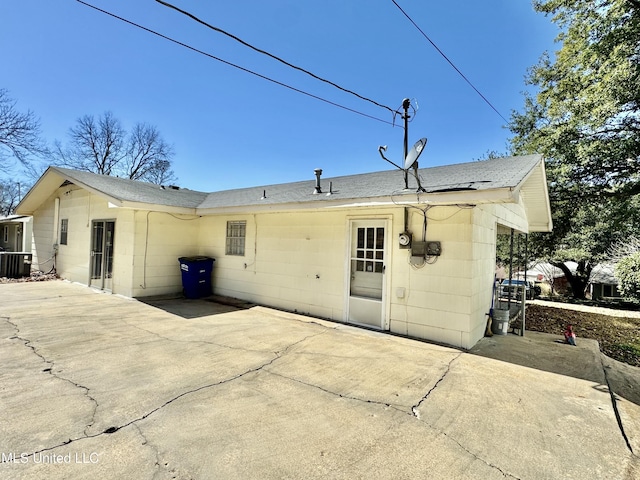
520,285,526,336
508,228,514,310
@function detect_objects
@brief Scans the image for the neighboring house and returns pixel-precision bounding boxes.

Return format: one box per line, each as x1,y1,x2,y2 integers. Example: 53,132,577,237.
0,215,33,278
15,154,552,349
527,261,578,295
588,263,621,300
0,215,32,252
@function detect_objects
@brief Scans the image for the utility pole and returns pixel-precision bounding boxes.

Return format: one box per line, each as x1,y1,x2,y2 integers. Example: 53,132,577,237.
402,98,411,189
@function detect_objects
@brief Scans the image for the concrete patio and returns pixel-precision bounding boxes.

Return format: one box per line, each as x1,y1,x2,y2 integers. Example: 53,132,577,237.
1,281,638,479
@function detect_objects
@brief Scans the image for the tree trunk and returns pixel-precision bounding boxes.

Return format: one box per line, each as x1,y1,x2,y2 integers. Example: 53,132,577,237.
551,261,592,300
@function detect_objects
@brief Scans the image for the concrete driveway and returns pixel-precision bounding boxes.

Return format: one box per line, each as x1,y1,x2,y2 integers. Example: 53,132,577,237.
1,281,638,479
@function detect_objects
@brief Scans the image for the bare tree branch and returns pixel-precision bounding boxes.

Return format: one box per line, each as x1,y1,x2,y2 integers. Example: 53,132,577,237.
57,112,126,174
0,89,48,172
608,236,640,263
0,180,23,215
55,112,176,184
124,123,174,181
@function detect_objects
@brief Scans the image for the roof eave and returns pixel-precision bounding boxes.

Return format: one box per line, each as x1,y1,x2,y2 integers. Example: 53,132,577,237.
118,201,199,215
16,167,124,215
515,157,553,233
52,167,124,206
194,187,519,215
15,167,64,215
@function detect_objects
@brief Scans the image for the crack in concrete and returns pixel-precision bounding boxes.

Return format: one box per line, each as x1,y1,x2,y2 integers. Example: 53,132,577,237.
265,370,408,414
4,317,100,437
264,354,518,479
7,322,324,460
404,353,520,478
436,430,521,479
411,353,461,419
406,356,520,478
600,354,635,456
2,312,522,478
130,423,166,480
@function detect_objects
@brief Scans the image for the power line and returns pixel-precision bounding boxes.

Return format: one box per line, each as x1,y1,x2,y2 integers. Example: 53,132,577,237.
75,1,396,127
390,0,509,124
155,0,396,115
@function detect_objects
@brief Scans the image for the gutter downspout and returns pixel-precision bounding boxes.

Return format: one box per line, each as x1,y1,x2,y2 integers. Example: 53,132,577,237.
52,197,60,273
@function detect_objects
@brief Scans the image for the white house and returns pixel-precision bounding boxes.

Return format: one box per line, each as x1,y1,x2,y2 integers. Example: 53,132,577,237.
0,214,32,253
15,154,552,349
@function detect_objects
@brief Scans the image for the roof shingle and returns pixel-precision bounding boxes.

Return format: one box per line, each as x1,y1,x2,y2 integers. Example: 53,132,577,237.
23,154,542,214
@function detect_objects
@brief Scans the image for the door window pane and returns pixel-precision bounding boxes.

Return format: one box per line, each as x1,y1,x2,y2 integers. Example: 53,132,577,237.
105,222,115,279
376,228,384,249
352,224,385,277
366,228,374,249
91,222,104,279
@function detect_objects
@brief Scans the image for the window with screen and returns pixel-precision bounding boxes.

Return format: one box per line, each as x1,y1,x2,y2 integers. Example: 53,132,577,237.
226,221,246,256
60,219,68,245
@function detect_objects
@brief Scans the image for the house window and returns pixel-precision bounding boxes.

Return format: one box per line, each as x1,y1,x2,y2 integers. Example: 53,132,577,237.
603,284,620,298
226,221,246,256
2,226,7,243
60,219,68,245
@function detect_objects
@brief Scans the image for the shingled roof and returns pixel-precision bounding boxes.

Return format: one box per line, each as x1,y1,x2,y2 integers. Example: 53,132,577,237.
198,154,543,209
16,154,552,231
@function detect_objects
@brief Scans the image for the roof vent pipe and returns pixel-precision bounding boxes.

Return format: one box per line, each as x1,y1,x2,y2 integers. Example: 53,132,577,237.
313,168,322,194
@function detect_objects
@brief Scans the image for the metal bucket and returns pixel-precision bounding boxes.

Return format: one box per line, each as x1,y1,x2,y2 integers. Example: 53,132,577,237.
491,309,509,335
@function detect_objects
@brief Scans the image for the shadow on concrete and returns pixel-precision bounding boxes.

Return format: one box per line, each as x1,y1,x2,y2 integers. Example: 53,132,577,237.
470,331,605,383
470,331,640,408
137,294,252,319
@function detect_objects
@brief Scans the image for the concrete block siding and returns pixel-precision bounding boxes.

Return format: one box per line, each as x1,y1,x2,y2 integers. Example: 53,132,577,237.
31,188,523,349
18,157,552,350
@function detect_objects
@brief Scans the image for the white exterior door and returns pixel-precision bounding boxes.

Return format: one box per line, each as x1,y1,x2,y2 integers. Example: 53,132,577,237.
347,220,387,329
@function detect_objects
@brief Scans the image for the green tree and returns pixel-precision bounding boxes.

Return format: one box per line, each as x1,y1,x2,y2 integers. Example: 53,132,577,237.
615,251,640,301
510,0,640,298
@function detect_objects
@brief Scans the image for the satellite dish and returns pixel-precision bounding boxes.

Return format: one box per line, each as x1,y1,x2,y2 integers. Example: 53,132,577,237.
404,138,428,170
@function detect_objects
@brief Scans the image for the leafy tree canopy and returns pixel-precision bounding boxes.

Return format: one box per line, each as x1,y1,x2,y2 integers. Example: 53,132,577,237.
615,251,640,301
509,0,640,297
511,0,640,201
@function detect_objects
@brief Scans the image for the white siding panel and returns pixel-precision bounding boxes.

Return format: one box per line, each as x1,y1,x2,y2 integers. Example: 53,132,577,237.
131,210,200,297
198,210,348,320
30,191,531,350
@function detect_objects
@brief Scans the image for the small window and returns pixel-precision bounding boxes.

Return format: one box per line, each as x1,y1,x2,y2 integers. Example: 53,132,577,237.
603,284,620,298
226,221,246,256
60,219,68,245
2,226,7,243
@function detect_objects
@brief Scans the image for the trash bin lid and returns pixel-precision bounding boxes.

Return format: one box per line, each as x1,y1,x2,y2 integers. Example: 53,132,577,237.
179,256,214,263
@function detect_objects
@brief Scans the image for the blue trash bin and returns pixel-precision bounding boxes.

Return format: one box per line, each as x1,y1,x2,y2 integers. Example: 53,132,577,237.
178,256,215,299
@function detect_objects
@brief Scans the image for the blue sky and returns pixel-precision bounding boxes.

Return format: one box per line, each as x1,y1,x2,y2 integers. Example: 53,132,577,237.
1,0,558,192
